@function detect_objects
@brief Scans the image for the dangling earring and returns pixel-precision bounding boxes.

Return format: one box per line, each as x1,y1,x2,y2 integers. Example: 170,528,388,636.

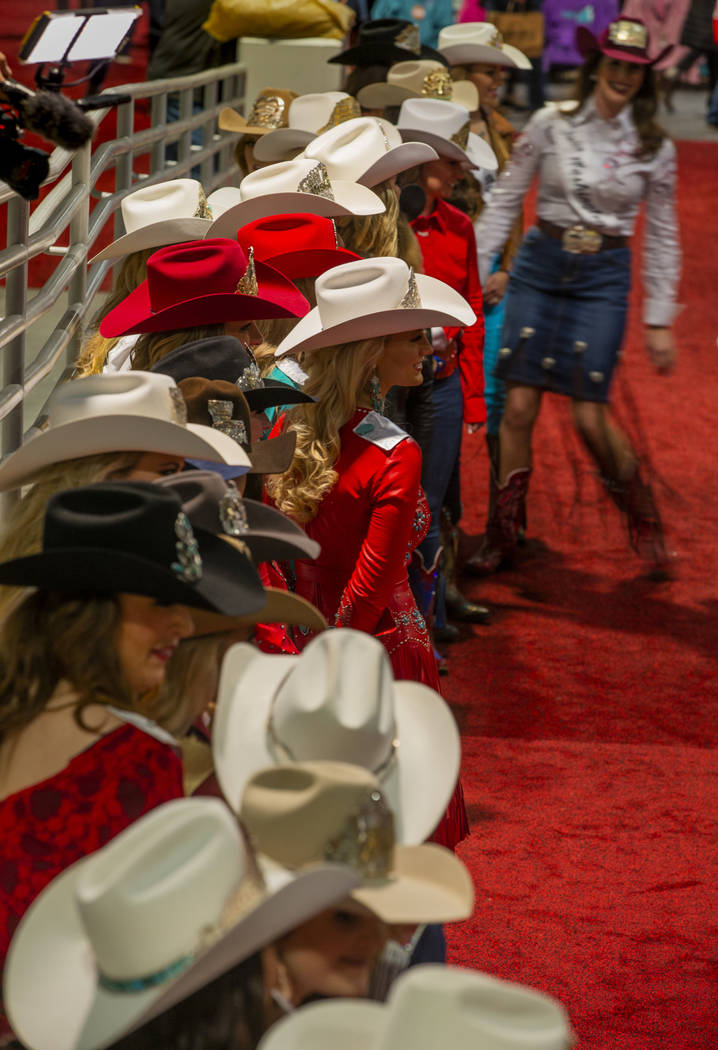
369,371,385,413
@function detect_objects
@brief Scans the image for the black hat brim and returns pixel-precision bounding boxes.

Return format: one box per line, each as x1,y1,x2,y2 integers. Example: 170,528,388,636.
243,380,315,414
329,42,447,66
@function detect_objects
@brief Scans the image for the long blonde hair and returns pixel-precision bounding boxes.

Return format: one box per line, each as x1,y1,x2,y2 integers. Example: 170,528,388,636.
0,451,143,621
336,182,399,259
254,277,317,353
267,338,383,522
130,324,225,372
74,248,156,377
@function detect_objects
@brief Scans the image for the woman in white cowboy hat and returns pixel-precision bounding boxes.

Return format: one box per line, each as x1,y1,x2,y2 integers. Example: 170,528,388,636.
470,17,679,578
268,256,474,848
396,97,496,638
0,479,277,1005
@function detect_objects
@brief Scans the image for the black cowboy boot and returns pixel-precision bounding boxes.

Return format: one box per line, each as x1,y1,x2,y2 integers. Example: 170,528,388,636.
440,507,491,624
601,465,670,578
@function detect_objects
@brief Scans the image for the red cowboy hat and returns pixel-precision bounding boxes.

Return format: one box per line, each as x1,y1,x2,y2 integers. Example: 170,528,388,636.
576,17,671,67
235,213,361,281
100,238,309,338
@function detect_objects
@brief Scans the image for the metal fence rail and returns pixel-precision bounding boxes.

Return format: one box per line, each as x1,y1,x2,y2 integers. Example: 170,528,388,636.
0,60,247,464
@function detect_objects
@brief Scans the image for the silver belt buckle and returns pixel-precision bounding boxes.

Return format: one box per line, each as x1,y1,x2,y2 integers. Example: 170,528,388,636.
562,224,602,254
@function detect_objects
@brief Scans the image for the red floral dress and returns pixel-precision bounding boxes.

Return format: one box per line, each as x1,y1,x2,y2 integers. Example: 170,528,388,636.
0,723,183,1039
293,408,469,848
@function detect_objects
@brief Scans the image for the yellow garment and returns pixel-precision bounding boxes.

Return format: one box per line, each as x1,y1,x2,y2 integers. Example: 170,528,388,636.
203,0,354,44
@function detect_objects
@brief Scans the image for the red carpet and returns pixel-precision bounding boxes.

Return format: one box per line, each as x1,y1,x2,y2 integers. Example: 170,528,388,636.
445,141,718,1048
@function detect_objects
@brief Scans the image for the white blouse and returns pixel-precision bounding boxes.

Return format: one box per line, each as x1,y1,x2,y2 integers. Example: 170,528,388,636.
475,97,681,327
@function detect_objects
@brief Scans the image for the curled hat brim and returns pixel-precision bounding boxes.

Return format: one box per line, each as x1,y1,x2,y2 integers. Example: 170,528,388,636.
246,429,297,476
575,25,672,65
397,125,498,171
357,141,439,188
261,247,362,281
439,40,528,69
89,218,214,265
252,128,317,163
192,585,327,635
242,380,316,413
205,184,385,239
328,42,447,66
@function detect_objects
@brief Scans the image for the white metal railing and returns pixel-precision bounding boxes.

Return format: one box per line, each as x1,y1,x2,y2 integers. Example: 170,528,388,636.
0,60,247,463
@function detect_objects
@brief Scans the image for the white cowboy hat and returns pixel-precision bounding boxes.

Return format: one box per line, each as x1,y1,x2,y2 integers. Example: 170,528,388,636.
274,256,475,358
257,965,574,1050
357,60,478,113
89,180,213,265
212,630,461,844
302,116,437,189
253,92,361,164
205,157,384,238
3,797,358,1050
397,97,498,171
438,22,532,70
239,761,474,925
0,372,251,492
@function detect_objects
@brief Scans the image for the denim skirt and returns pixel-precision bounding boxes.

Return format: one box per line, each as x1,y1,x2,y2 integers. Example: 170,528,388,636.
496,226,632,402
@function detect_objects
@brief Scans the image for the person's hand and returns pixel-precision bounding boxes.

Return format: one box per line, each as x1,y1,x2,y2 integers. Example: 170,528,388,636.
645,326,676,373
483,270,509,307
466,421,484,434
0,52,11,82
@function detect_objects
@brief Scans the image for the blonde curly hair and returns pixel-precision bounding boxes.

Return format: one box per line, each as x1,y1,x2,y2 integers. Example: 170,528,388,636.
336,181,399,259
266,338,383,523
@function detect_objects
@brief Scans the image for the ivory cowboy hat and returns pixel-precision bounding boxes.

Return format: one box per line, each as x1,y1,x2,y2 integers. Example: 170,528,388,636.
212,629,461,844
257,965,575,1050
438,22,531,70
4,797,358,1050
302,116,438,189
357,60,479,113
397,97,498,171
0,372,250,492
205,157,384,238
89,179,213,265
274,256,476,358
239,761,474,924
253,92,362,164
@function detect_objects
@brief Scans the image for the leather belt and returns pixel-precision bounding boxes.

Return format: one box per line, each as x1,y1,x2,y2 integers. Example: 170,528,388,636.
537,219,627,253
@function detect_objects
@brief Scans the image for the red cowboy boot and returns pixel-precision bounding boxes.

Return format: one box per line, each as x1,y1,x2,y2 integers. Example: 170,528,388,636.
465,466,532,576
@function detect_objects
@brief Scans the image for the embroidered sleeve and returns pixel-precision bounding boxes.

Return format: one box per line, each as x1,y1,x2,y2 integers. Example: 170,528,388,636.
642,139,681,327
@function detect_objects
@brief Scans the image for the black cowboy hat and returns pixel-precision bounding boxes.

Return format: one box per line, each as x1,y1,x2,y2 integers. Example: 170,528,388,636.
151,336,315,414
329,19,447,67
0,483,266,619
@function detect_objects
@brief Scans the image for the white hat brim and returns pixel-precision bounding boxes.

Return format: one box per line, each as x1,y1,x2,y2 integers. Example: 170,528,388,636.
89,218,214,265
0,417,250,493
253,128,316,163
439,41,526,68
358,142,438,188
257,999,383,1050
398,126,498,171
358,82,477,114
211,642,461,844
274,272,476,358
4,856,357,1050
206,182,384,239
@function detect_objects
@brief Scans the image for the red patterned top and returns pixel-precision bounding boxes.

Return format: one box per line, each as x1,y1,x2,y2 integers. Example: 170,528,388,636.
0,723,183,1037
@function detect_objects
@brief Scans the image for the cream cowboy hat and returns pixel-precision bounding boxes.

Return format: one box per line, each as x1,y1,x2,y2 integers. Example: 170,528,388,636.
438,22,532,70
0,372,251,493
4,798,358,1050
205,157,384,238
274,256,475,358
397,97,498,170
218,88,298,136
357,60,478,113
257,965,574,1050
212,630,461,844
239,761,474,925
253,92,362,164
89,180,213,265
302,115,438,189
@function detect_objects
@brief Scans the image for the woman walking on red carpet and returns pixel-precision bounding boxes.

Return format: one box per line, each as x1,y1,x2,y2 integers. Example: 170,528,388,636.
471,17,680,576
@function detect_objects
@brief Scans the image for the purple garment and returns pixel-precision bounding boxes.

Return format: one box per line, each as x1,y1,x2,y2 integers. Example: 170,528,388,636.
541,0,619,69
457,0,487,21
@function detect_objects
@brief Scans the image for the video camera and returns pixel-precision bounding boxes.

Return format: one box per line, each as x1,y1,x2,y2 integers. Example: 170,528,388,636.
0,7,140,200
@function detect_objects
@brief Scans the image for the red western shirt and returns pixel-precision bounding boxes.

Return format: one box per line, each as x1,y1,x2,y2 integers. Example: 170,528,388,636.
412,198,486,425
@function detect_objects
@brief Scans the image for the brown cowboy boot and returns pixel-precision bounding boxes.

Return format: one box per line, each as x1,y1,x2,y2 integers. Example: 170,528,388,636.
601,465,670,578
465,467,532,575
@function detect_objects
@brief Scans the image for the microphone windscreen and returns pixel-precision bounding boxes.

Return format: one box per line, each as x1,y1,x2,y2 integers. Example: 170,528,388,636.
399,183,426,223
19,91,94,150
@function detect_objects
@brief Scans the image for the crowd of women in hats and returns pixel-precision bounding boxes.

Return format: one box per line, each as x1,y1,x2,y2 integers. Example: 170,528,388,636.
0,11,680,1050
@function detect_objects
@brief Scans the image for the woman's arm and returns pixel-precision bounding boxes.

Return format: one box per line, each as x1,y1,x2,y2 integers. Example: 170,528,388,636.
642,139,681,372
334,438,422,634
458,221,486,427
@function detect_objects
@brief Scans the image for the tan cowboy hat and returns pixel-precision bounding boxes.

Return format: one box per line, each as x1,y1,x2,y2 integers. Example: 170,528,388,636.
0,372,251,493
218,87,298,136
212,629,461,844
357,60,478,113
257,965,575,1050
274,256,475,358
438,22,532,70
4,798,358,1050
89,179,213,265
239,761,474,924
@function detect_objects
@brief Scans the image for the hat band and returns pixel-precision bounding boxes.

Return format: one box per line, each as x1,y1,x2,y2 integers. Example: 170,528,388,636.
395,24,421,55
99,953,194,994
297,162,335,201
246,94,288,130
608,19,647,50
194,186,213,219
450,121,470,150
219,480,249,537
172,512,203,583
317,97,362,134
208,400,249,447
236,247,258,297
399,267,422,309
422,70,452,99
324,786,395,879
237,361,265,392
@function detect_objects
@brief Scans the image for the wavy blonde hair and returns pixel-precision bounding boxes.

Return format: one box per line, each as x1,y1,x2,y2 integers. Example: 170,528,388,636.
0,451,143,622
130,324,225,372
254,276,317,353
336,182,399,259
74,248,156,377
266,338,383,522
